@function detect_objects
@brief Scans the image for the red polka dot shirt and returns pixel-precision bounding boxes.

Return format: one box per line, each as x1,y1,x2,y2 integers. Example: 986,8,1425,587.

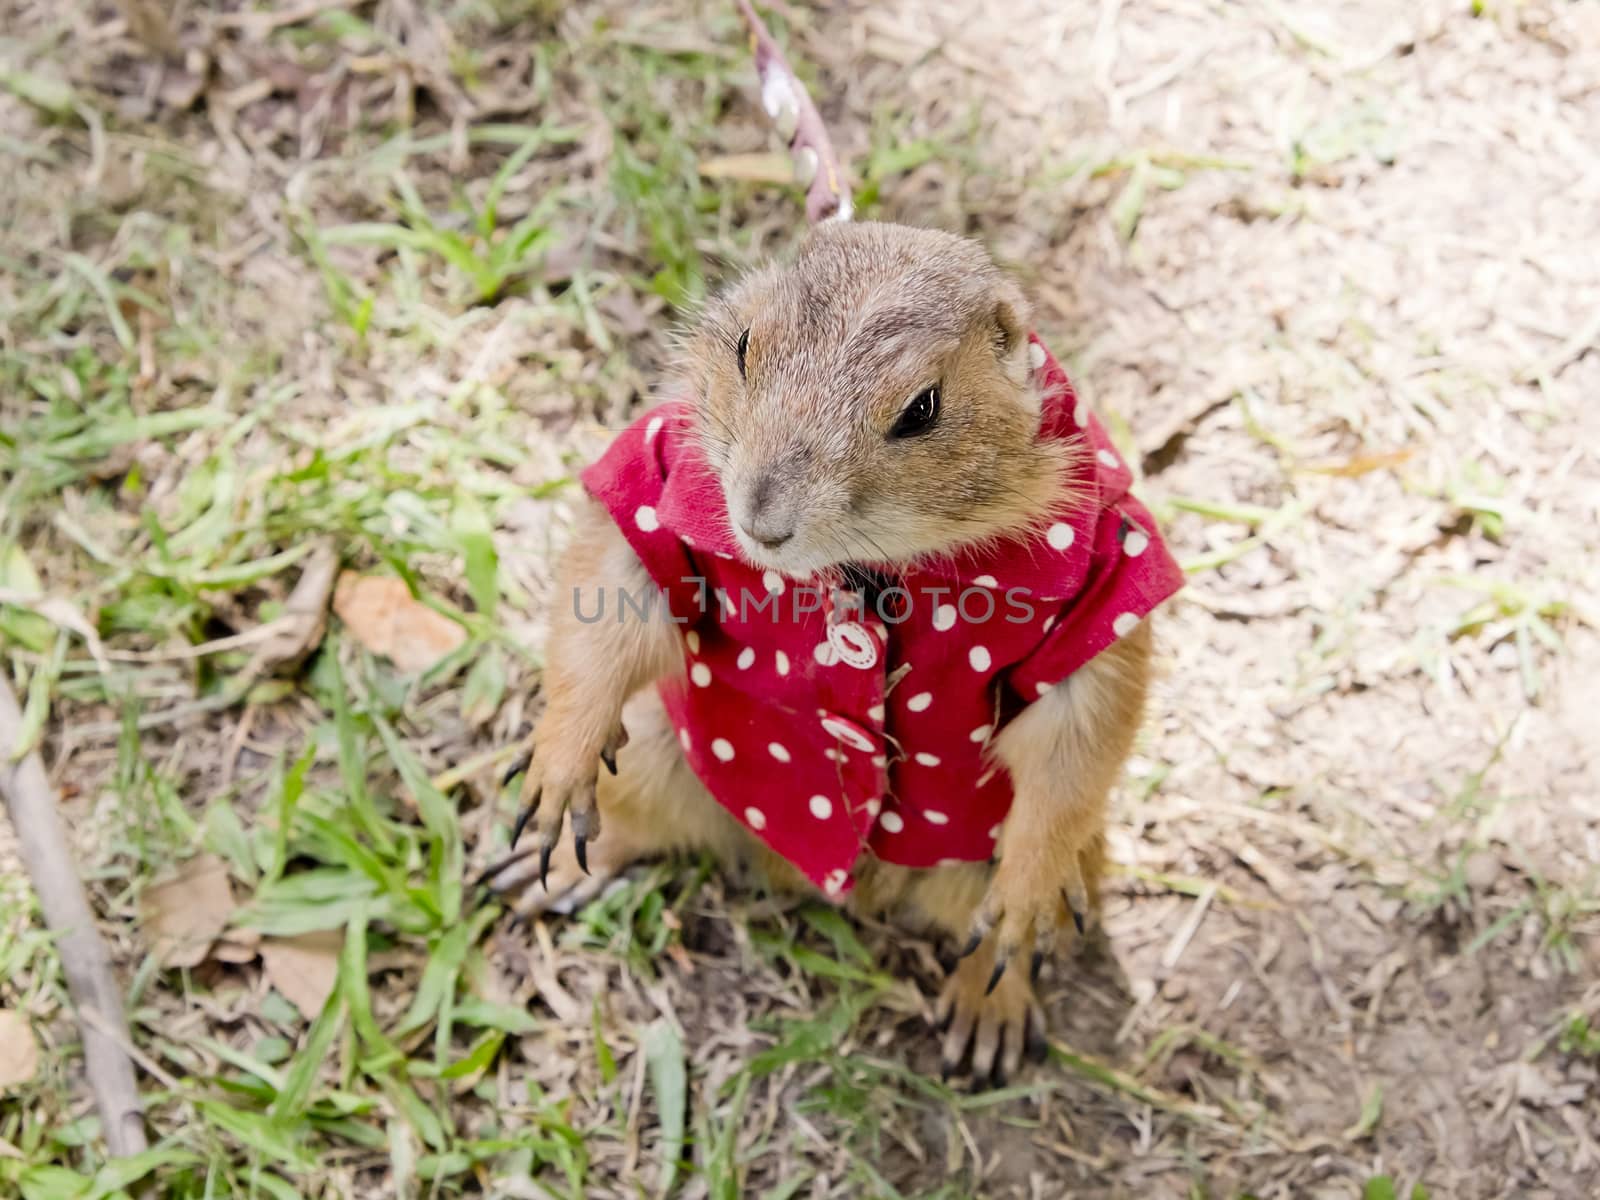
579,336,1184,898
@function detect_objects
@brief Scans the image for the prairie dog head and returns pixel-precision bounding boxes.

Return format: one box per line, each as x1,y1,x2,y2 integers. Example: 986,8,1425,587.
685,222,1069,577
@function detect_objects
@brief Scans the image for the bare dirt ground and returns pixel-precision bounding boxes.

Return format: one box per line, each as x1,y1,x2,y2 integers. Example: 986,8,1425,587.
2,1,1597,1198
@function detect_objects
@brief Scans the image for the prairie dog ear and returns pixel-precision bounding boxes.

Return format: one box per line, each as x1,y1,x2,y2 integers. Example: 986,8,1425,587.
990,281,1032,380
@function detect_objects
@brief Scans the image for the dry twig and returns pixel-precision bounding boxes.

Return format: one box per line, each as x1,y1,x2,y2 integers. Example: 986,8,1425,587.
0,678,147,1156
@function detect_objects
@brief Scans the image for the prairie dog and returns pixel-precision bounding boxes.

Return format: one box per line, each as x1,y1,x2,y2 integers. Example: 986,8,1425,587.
485,222,1182,1085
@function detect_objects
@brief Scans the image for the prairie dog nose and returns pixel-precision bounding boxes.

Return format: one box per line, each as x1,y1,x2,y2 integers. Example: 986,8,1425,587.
741,474,797,549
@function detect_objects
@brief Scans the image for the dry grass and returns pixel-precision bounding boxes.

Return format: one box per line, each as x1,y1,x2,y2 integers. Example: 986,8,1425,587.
2,1,1598,1197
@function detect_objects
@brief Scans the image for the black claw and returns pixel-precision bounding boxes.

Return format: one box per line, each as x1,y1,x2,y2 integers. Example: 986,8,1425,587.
501,751,532,788
956,930,983,960
509,792,539,849
600,749,617,776
985,958,1007,996
538,838,553,890
1062,887,1086,935
940,1059,955,1083
575,833,589,875
1026,1026,1050,1063
1030,949,1045,983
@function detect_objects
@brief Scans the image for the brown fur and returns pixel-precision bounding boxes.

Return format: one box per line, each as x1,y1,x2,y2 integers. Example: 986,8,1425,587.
686,223,1074,578
496,223,1155,1083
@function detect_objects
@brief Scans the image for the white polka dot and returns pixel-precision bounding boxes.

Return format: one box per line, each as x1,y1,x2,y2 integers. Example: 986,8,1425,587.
1097,448,1121,470
870,754,886,767
768,742,791,762
813,640,839,666
914,752,941,766
1113,612,1141,638
690,663,712,687
1042,614,1057,632
809,794,833,820
865,799,882,818
880,811,905,833
717,588,735,617
645,415,664,441
745,806,767,830
923,809,950,825
823,748,842,763
969,724,991,742
906,691,933,712
1073,398,1088,427
685,630,700,653
635,505,659,532
1027,342,1046,370
737,647,755,669
712,738,735,762
968,646,992,671
823,868,848,896
1035,681,1052,697
1124,529,1150,557
868,703,885,722
762,570,784,594
973,574,998,589
678,728,692,752
775,650,790,676
1047,522,1074,551
932,604,958,632
820,716,874,752
987,823,1002,840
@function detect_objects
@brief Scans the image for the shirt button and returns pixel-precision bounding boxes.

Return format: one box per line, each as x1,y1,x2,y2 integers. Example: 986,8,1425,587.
826,620,878,669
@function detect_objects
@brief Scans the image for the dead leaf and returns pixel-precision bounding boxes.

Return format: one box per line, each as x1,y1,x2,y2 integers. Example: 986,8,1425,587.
261,931,342,1020
141,854,236,969
0,1011,40,1091
697,152,795,183
211,925,262,965
333,572,466,673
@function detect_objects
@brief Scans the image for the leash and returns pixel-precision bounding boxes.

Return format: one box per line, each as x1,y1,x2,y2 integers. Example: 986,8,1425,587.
732,0,853,223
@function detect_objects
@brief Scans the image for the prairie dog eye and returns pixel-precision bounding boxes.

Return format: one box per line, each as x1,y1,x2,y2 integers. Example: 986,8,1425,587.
889,385,941,440
737,328,750,379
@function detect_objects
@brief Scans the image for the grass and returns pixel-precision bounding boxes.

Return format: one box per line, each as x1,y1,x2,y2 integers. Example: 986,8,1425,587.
4,1,1597,1197
0,7,1040,1194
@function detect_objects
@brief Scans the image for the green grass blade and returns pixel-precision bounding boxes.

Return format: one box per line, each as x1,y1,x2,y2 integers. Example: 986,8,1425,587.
643,1018,687,1198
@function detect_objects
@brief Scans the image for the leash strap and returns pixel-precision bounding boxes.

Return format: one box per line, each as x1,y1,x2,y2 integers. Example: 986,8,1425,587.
733,0,853,223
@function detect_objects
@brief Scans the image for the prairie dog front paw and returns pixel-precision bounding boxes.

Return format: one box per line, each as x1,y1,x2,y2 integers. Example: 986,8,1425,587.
502,715,630,886
958,820,1102,989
